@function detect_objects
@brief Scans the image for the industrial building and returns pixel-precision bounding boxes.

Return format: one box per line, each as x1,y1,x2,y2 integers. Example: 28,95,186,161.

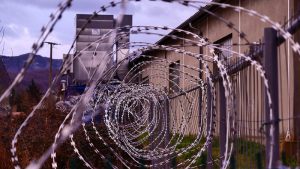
62,14,132,93
130,0,300,166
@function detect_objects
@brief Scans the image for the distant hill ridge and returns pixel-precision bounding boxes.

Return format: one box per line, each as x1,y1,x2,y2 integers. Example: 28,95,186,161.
0,53,62,73
0,53,62,91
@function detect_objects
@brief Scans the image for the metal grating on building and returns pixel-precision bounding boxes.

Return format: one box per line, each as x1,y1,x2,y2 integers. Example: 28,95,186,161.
72,14,132,83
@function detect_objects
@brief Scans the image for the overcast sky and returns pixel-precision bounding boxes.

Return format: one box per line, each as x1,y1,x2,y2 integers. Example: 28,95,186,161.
0,0,198,59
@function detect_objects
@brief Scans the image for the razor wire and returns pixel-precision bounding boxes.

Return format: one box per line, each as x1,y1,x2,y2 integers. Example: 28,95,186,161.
0,0,299,169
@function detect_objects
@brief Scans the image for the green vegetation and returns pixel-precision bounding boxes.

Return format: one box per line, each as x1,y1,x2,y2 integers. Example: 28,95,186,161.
281,151,298,168
168,134,269,169
234,138,265,169
137,132,300,168
170,134,215,169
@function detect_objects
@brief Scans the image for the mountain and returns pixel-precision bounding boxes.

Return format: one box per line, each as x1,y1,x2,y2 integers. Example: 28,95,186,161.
0,53,62,91
1,53,62,73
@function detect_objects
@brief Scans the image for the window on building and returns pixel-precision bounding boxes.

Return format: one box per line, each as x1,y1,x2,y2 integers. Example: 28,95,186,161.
169,61,180,94
215,34,232,67
92,29,101,35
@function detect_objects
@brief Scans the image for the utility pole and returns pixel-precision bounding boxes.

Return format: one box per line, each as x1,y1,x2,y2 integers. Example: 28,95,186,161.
44,42,60,87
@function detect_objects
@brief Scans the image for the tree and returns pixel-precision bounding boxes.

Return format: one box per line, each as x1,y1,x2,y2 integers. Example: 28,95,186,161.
9,88,16,106
13,80,42,113
15,91,29,113
27,79,41,103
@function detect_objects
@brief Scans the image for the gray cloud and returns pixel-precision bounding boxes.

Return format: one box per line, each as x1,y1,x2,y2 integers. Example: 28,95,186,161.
1,0,102,10
1,0,140,14
0,0,197,58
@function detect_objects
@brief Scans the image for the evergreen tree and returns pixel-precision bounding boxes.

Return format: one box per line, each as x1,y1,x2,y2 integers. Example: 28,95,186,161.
27,79,41,103
9,88,16,106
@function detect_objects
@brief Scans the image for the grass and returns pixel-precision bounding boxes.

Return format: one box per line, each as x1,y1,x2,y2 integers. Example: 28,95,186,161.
171,134,216,168
234,138,265,169
137,133,300,168
170,135,267,169
281,151,298,168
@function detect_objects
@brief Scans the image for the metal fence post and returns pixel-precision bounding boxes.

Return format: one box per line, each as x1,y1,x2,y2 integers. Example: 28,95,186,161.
263,27,280,168
164,92,170,169
219,81,227,166
149,100,156,168
206,81,213,169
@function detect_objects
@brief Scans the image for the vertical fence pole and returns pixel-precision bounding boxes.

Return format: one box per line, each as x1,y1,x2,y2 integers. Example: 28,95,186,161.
206,82,213,169
164,92,170,169
198,84,202,133
263,27,280,168
294,0,300,165
219,81,227,166
199,35,203,133
149,101,156,168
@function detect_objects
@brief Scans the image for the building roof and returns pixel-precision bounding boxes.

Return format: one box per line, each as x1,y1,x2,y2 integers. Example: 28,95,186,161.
130,0,225,63
155,1,215,45
76,14,114,20
155,0,230,45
